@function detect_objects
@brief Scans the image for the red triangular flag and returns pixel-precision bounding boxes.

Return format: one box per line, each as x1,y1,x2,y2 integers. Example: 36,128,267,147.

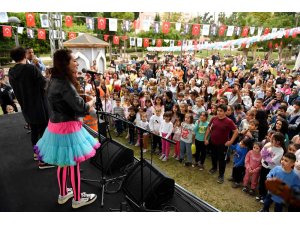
177,40,182,46
113,36,119,45
264,28,270,35
121,36,128,41
25,12,36,27
65,15,73,27
192,24,200,36
37,29,46,40
268,41,273,49
156,39,162,47
241,27,249,37
162,22,170,34
68,32,76,40
104,34,109,41
285,29,290,38
241,43,246,48
143,38,149,47
133,20,140,30
218,25,226,36
98,17,106,30
2,26,12,37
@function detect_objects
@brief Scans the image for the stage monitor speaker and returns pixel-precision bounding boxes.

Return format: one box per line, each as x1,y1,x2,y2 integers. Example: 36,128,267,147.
91,139,134,174
122,159,175,209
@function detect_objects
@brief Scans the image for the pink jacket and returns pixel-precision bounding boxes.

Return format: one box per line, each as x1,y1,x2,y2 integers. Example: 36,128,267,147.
245,150,262,173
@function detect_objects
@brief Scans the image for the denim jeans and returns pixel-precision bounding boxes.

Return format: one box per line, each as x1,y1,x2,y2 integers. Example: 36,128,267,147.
180,141,192,163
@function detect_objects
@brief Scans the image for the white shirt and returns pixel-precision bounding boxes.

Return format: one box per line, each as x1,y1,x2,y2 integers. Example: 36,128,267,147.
149,114,163,133
159,120,173,139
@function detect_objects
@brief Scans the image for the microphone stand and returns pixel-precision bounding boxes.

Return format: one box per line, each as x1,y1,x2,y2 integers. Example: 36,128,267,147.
81,73,122,208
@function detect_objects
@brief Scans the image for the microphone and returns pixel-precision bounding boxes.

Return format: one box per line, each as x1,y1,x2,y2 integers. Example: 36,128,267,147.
82,68,102,75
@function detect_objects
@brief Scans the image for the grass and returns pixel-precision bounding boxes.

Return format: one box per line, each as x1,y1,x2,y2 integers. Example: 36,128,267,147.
109,130,262,212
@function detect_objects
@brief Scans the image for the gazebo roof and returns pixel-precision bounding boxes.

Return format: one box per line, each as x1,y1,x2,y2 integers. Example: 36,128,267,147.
63,33,109,48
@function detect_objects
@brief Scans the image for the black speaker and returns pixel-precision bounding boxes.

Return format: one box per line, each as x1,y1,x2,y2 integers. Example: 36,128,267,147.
91,139,134,174
122,159,175,209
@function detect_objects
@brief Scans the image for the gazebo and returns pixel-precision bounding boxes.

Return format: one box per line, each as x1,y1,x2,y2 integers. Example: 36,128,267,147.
63,33,109,73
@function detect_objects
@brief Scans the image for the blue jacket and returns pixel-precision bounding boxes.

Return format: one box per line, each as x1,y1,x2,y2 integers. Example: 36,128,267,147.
230,143,248,167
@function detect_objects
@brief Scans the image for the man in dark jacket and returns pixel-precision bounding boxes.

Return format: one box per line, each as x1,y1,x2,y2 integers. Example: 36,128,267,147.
0,77,18,114
8,47,53,169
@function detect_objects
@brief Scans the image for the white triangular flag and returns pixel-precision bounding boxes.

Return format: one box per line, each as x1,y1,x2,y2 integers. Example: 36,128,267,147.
188,40,193,46
271,28,277,33
202,24,210,36
0,12,8,23
164,39,169,43
17,27,24,34
27,28,34,39
109,18,118,32
62,31,66,40
257,27,263,36
250,27,255,35
142,20,150,32
137,38,142,47
175,22,181,31
40,14,49,28
227,26,234,36
130,37,135,46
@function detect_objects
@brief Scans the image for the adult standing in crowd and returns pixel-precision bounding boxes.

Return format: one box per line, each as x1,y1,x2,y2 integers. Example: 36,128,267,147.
8,47,52,169
26,47,46,72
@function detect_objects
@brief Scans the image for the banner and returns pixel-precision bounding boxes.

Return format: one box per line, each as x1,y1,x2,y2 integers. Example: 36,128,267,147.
26,13,36,27
175,22,181,32
177,40,182,46
210,24,217,36
257,27,263,36
162,22,170,34
27,28,34,38
40,14,49,28
2,26,12,37
249,27,255,35
235,27,241,36
37,29,46,40
202,24,210,36
130,37,135,46
143,38,149,47
113,35,120,45
98,17,106,30
219,25,226,36
264,27,270,35
137,38,142,47
226,26,234,36
0,12,8,23
133,20,140,30
153,21,160,34
156,39,162,47
192,24,200,36
86,17,94,30
122,20,130,32
68,32,76,40
271,28,278,33
65,15,73,27
109,18,118,31
142,20,150,32
183,23,190,34
17,27,24,34
241,27,249,37
152,39,156,46
170,40,174,47
103,34,109,41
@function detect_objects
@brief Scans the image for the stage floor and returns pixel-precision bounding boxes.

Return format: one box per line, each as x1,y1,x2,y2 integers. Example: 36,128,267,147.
0,113,218,212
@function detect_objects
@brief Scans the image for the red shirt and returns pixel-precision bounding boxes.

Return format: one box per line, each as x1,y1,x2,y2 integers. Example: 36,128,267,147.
209,116,237,145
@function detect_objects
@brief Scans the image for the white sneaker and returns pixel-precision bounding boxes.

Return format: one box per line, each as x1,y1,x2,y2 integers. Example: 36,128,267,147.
72,192,97,209
58,188,73,204
162,156,167,162
159,154,165,160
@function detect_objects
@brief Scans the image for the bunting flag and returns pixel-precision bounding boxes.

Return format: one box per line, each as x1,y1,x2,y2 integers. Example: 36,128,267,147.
68,32,76,40
137,38,142,47
103,34,109,41
292,30,298,38
2,25,12,37
226,26,234,36
162,22,170,34
97,17,106,30
177,40,182,46
257,27,263,36
191,24,200,36
40,14,49,28
268,41,273,49
285,29,290,38
175,22,181,32
122,20,130,32
188,40,193,46
202,24,210,36
153,21,160,34
37,29,46,40
143,38,149,47
249,27,255,35
170,40,175,47
164,39,169,43
264,27,270,35
142,20,150,31
65,15,73,27
121,35,128,41
130,37,135,46
0,12,8,23
27,28,34,38
193,40,198,48
156,39,162,47
272,28,278,33
182,40,187,46
133,20,140,30
113,35,120,45
26,13,36,27
184,23,190,34
241,27,249,37
210,24,217,36
235,27,241,36
218,25,226,36
17,27,24,34
109,18,118,31
86,17,94,30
